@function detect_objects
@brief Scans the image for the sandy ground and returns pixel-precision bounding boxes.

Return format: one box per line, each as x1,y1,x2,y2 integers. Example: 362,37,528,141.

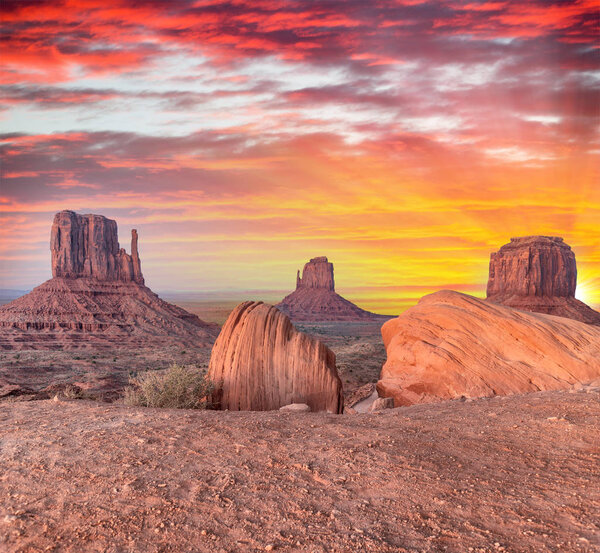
0,321,388,406
1,388,599,553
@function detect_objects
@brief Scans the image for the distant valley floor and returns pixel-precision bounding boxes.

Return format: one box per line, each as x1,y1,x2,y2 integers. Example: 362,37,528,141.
0,320,388,406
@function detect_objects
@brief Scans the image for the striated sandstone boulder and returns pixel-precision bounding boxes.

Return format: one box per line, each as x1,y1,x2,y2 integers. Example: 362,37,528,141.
208,301,343,413
51,210,144,283
377,290,600,407
486,236,599,325
277,256,387,322
0,211,218,349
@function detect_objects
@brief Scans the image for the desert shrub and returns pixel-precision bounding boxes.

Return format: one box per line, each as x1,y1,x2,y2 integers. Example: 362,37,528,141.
123,364,213,409
60,384,84,399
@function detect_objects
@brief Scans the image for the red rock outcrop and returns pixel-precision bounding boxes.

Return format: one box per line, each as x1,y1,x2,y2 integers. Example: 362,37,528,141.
486,236,600,325
208,301,344,413
51,211,144,284
377,290,600,407
296,256,335,291
276,257,387,322
0,211,218,349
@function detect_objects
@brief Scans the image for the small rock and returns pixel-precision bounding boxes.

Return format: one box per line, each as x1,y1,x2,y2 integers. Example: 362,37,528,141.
279,403,311,412
369,397,394,412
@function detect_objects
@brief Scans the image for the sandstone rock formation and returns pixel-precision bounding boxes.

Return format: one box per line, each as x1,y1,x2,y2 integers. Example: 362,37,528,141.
208,301,344,413
486,236,600,325
51,211,144,283
0,211,218,349
276,257,387,322
377,290,600,407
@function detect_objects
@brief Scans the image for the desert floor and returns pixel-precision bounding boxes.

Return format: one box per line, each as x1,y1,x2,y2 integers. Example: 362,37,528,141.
1,387,599,553
0,320,388,406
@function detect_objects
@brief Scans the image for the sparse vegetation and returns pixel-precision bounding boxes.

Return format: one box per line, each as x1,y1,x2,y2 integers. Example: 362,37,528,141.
123,364,213,409
59,384,84,399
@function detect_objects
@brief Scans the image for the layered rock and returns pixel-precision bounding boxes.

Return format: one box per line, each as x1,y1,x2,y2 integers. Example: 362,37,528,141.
51,211,144,284
486,236,600,325
296,256,335,291
276,257,387,322
208,301,344,413
0,211,218,349
377,290,600,407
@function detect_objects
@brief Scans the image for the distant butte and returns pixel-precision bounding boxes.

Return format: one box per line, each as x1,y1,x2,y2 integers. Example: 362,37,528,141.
0,211,219,349
486,236,600,325
276,256,388,322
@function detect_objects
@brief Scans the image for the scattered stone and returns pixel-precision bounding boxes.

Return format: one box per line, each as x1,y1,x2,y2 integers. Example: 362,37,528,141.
369,397,394,411
279,403,311,412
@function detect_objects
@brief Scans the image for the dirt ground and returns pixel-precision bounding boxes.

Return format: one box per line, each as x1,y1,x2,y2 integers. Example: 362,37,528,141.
1,387,599,553
0,321,388,405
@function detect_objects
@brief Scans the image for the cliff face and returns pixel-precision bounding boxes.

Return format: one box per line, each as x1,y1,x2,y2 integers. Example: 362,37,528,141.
51,211,144,284
296,257,335,291
377,290,600,407
486,236,600,325
208,301,344,413
487,236,576,298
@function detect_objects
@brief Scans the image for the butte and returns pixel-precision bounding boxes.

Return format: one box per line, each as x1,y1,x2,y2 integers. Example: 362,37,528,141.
486,236,600,325
0,210,219,349
276,256,388,322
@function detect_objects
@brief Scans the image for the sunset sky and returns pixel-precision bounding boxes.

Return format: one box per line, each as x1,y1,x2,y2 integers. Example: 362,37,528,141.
1,0,598,313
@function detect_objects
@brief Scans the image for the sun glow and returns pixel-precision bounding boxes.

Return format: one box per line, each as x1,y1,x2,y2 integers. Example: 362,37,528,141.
575,278,597,308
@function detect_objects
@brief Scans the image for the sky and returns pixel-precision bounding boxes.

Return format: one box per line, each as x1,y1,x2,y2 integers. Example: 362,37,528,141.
1,0,599,314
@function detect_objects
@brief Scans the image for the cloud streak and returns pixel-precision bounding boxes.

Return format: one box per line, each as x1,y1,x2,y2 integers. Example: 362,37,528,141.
0,0,598,312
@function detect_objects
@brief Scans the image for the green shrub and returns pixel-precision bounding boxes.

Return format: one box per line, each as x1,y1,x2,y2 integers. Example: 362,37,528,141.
123,364,213,409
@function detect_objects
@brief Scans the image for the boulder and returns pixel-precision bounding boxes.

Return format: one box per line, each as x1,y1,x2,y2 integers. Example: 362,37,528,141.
208,301,344,413
369,397,394,412
377,290,600,407
486,236,600,325
276,256,388,322
279,403,311,412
